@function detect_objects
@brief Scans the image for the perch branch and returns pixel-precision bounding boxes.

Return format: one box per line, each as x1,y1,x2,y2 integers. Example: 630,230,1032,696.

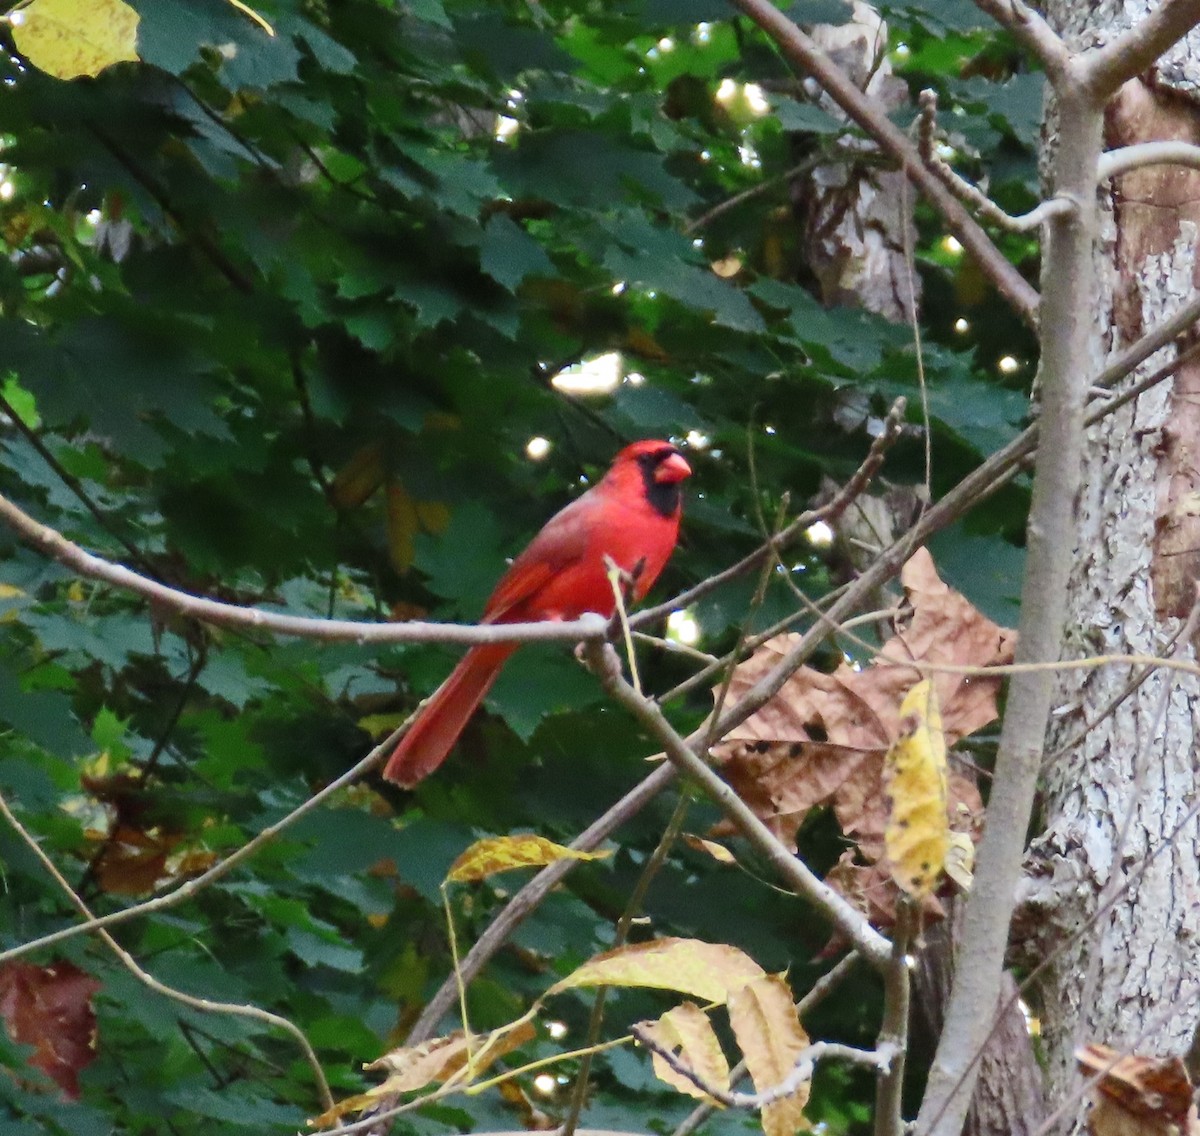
0,488,608,647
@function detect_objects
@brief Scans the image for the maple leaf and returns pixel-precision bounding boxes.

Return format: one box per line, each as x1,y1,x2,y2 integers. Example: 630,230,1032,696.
0,961,100,1098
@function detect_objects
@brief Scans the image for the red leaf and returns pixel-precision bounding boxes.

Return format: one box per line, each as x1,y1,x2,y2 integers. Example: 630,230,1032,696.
0,961,100,1098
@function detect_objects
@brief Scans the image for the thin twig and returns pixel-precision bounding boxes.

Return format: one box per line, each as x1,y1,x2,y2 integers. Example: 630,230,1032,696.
729,0,1040,326
633,397,907,631
917,90,1076,233
0,788,335,1113
583,642,892,969
669,952,862,1136
1099,140,1200,179
631,1025,893,1109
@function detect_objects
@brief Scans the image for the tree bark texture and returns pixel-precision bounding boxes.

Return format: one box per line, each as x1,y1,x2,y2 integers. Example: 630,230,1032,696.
1023,0,1200,1113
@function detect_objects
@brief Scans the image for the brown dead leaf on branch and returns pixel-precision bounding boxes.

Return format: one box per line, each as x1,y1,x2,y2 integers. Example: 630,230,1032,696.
1077,1043,1198,1136
713,548,1014,926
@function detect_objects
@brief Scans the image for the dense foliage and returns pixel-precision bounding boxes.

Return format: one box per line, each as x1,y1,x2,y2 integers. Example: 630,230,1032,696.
0,0,1037,1131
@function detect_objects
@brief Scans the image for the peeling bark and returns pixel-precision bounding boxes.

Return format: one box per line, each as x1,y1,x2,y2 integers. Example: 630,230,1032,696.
791,2,920,321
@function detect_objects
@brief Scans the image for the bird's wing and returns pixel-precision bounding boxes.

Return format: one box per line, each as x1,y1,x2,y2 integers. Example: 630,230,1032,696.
482,491,597,622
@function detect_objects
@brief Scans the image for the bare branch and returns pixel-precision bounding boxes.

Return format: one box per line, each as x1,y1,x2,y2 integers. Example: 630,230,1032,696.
874,903,914,1136
1099,139,1200,179
631,1023,893,1109
634,397,907,631
583,641,892,969
972,0,1071,78
0,726,401,966
916,84,1105,1136
0,488,608,647
918,90,1076,233
0,789,335,1112
1082,0,1200,102
728,0,1040,327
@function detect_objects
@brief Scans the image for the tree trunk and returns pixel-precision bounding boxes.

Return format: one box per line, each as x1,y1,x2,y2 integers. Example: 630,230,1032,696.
1022,0,1200,1115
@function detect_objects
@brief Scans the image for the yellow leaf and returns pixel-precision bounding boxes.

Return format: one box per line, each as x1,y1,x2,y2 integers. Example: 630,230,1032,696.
385,478,420,573
0,584,24,600
883,680,950,899
727,974,811,1136
415,498,451,534
549,937,765,1005
446,835,611,884
312,1020,536,1127
944,831,974,891
641,1002,730,1103
11,0,139,79
330,442,385,509
357,712,405,739
682,834,737,865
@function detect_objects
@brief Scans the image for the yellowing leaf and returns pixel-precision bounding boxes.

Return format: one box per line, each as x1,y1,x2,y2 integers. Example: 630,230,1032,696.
727,974,811,1136
549,938,765,1004
641,1002,730,1103
0,584,24,599
944,831,975,891
683,834,737,865
11,0,139,80
331,442,385,509
312,1020,536,1127
446,835,611,883
884,680,949,899
385,478,420,573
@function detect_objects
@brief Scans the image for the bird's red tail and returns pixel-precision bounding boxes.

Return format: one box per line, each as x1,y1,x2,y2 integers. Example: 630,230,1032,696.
382,643,515,787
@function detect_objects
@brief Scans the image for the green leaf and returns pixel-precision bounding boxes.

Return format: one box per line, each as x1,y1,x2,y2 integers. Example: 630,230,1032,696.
480,215,555,291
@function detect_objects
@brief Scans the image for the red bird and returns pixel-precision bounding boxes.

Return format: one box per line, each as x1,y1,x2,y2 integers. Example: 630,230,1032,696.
383,439,692,786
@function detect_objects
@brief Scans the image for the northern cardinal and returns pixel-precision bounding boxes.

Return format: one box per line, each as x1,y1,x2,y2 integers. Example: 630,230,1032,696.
382,439,692,786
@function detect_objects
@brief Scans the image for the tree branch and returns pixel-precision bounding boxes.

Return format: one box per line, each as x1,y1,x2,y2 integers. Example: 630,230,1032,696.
0,488,608,647
631,1024,892,1109
728,0,1040,327
583,642,892,969
918,90,1076,233
0,788,335,1113
972,0,1072,78
1081,0,1200,102
915,83,1104,1136
1098,139,1200,179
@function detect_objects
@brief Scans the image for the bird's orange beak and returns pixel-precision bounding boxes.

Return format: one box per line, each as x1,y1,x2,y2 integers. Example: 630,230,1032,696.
654,452,692,484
